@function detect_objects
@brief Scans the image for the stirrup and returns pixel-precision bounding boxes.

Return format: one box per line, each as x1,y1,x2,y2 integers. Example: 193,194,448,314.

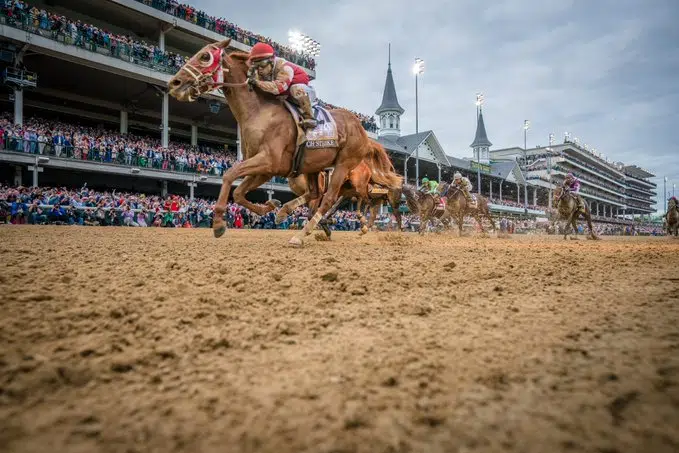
301,118,317,129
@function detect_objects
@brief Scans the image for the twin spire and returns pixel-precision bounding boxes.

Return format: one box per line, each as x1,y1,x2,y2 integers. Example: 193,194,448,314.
375,43,404,116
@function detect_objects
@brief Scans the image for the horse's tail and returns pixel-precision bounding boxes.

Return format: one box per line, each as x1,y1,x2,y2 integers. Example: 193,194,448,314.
365,141,403,190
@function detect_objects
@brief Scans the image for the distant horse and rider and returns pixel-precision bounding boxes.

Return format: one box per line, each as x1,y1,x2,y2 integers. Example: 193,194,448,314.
401,172,496,236
551,173,598,240
666,196,679,237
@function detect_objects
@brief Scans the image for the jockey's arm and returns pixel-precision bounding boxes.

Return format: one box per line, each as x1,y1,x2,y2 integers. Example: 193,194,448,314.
254,63,294,96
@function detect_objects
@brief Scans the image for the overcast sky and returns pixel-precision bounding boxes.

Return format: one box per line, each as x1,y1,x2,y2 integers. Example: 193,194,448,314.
193,0,679,205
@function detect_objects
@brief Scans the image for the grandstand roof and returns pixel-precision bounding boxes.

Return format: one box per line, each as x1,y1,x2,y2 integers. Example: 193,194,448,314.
623,165,655,179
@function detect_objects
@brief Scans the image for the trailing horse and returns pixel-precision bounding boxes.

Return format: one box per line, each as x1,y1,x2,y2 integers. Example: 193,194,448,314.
400,184,443,234
167,39,402,247
666,198,679,237
438,182,496,236
280,140,403,237
553,187,598,240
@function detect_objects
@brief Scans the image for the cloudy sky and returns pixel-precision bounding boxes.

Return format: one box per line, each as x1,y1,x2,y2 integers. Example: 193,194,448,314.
193,0,679,206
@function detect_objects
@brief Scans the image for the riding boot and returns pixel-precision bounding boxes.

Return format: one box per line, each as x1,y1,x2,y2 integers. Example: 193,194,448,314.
464,190,475,207
290,88,318,130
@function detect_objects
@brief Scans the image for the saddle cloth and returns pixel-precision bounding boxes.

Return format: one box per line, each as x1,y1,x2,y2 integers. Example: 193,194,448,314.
368,184,388,197
436,198,446,210
282,100,339,149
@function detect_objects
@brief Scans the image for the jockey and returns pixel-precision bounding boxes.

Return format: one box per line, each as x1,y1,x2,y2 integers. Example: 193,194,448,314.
420,177,439,195
561,172,585,211
247,42,318,129
669,196,678,209
452,172,474,206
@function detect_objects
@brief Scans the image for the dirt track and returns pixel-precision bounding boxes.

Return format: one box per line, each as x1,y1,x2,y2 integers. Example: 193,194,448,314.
1,226,678,453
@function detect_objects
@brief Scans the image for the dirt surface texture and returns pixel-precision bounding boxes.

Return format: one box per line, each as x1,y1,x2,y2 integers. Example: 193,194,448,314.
1,226,678,453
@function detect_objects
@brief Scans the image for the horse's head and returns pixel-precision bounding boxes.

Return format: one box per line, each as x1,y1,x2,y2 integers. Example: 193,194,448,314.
168,39,248,102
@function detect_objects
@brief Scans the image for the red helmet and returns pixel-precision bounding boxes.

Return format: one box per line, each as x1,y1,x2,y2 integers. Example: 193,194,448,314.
249,42,275,61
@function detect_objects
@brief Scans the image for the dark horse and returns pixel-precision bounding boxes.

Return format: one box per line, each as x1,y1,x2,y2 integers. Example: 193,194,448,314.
438,182,496,236
666,198,679,237
400,184,443,234
553,187,598,240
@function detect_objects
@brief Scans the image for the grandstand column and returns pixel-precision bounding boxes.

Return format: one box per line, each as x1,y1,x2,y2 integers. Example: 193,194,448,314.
516,183,520,203
120,110,128,134
533,187,537,206
499,182,502,201
191,125,198,146
13,89,23,126
267,189,274,201
489,180,493,199
161,92,169,148
161,181,168,198
187,182,196,200
13,166,22,186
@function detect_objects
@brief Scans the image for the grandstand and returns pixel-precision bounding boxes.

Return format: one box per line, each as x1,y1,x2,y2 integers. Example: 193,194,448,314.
490,136,657,220
0,0,325,201
0,0,658,224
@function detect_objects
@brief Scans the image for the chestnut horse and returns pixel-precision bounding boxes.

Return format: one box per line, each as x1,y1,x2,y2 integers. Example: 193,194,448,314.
167,39,401,246
283,146,403,237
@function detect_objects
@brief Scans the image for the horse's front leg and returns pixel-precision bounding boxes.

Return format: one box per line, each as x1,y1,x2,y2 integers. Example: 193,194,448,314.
232,175,280,216
213,153,272,238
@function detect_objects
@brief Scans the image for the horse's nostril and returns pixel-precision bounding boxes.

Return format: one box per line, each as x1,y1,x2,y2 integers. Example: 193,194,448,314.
171,79,181,86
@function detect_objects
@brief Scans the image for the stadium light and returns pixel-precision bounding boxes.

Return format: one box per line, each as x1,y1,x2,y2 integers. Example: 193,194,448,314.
413,57,424,186
288,30,321,57
522,120,530,213
413,58,424,75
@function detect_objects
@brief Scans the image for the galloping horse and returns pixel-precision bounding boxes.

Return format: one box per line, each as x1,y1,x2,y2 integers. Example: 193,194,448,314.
167,39,401,246
438,182,496,236
400,185,442,234
280,142,403,237
666,198,679,237
553,187,598,240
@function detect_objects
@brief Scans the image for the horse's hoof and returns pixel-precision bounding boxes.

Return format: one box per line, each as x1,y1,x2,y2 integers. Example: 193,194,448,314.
213,225,226,238
268,199,282,209
360,226,369,235
274,211,288,225
288,236,304,247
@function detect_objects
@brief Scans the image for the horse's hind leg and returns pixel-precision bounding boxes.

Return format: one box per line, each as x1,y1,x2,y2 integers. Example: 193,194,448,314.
289,164,352,247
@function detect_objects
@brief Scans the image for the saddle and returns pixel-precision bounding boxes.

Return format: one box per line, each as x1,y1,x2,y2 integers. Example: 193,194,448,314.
282,100,339,177
368,184,388,197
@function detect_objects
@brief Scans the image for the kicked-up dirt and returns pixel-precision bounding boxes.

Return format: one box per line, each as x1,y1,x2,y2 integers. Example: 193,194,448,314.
0,225,678,453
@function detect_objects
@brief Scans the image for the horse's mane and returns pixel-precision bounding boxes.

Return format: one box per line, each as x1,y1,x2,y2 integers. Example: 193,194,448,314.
228,51,250,61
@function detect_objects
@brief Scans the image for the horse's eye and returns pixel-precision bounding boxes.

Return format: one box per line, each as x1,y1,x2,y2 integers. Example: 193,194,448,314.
199,53,211,63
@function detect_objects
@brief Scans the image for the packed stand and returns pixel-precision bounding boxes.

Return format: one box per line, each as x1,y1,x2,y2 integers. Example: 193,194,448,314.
0,0,187,74
0,113,240,176
317,100,378,132
0,185,364,231
134,0,315,70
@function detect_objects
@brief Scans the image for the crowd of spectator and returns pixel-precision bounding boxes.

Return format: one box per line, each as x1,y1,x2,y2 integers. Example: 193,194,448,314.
317,100,378,132
1,113,240,176
1,184,666,235
1,0,187,74
0,0,315,72
134,0,315,70
0,185,365,231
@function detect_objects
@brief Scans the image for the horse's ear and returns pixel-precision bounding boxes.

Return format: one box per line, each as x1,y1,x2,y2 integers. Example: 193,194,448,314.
216,39,231,49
